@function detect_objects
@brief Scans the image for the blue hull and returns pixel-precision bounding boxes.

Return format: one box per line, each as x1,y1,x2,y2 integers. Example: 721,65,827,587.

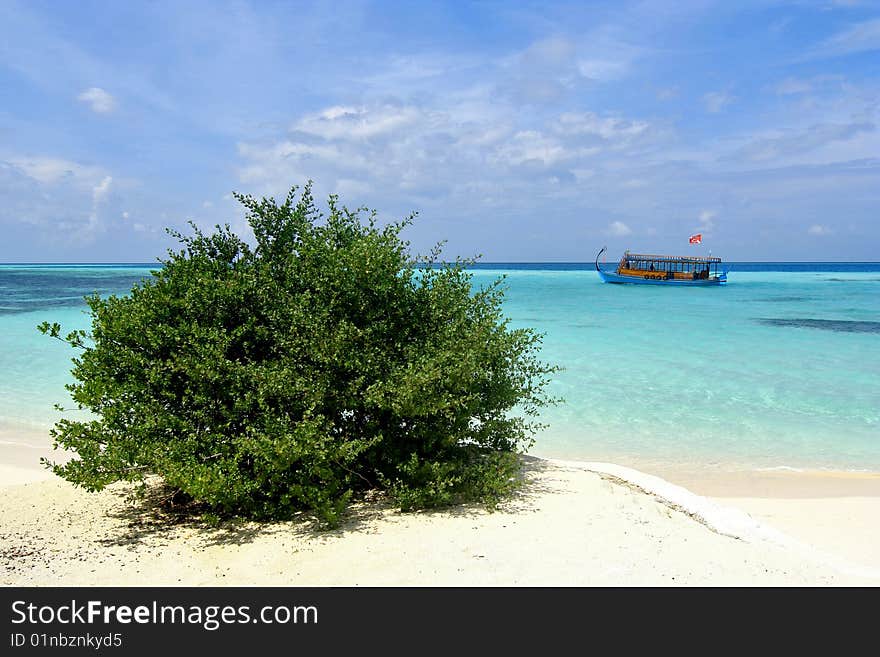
598,270,727,285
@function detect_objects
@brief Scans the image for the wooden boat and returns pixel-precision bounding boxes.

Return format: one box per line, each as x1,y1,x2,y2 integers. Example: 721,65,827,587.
595,247,728,285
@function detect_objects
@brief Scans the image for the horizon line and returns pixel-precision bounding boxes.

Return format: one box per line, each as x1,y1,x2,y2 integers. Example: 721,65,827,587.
2,260,880,266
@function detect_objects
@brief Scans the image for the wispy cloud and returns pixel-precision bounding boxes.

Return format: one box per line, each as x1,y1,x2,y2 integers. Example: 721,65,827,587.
576,29,643,83
555,112,649,141
703,91,734,113
698,209,717,231
77,87,116,113
0,155,130,245
496,32,643,104
2,1,879,261
294,105,423,140
732,122,875,162
606,220,632,236
7,156,106,186
813,18,880,58
498,36,578,104
491,130,570,167
84,177,114,236
772,74,846,96
808,224,833,235
774,78,813,95
91,175,112,203
238,98,658,205
577,58,629,82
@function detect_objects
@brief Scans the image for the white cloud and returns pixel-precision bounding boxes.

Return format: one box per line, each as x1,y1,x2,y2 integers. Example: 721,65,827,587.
357,54,464,91
555,112,649,140
498,36,576,104
294,105,422,140
122,211,129,219
807,224,833,235
334,178,371,197
606,221,632,236
699,209,717,229
92,176,112,204
8,156,104,185
241,141,346,167
495,32,645,107
77,87,116,114
237,97,659,218
236,139,367,194
570,168,595,181
1,154,126,243
703,91,734,113
577,59,628,82
79,176,114,238
499,35,641,103
4,3,879,261
576,34,642,83
491,130,569,167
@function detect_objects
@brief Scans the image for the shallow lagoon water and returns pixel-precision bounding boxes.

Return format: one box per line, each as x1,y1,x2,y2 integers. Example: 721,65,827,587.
2,263,878,473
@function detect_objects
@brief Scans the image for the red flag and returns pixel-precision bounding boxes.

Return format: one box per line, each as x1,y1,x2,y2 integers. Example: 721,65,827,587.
689,233,702,244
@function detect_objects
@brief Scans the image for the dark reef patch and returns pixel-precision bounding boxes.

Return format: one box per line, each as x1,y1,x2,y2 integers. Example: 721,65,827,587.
754,296,810,303
756,318,880,334
825,278,880,283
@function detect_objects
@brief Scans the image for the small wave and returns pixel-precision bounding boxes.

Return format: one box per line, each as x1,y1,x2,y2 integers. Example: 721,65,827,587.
754,465,880,475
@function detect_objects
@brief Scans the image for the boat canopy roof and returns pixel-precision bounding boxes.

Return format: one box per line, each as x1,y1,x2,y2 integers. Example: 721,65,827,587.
624,251,721,263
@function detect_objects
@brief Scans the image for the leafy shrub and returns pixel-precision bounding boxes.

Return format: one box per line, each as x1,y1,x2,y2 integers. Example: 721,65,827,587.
40,183,558,525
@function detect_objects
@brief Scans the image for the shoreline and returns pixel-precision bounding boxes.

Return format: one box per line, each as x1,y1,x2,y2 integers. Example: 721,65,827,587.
5,425,880,499
547,459,880,576
2,455,879,586
607,461,880,499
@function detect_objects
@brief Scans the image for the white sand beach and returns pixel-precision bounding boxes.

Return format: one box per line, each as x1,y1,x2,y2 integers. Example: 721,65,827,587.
2,451,879,586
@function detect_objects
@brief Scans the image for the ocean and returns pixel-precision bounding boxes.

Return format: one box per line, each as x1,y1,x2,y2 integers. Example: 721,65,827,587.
1,262,878,475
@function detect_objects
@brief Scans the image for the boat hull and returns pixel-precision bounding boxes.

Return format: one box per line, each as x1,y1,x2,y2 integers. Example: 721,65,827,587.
597,269,726,285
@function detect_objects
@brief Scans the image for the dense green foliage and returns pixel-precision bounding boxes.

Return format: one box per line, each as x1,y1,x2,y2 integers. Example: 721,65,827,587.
40,184,558,524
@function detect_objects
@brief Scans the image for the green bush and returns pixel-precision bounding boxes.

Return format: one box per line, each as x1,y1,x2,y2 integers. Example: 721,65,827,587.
40,183,558,525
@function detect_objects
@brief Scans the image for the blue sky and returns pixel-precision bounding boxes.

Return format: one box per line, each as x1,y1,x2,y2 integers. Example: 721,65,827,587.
1,0,878,262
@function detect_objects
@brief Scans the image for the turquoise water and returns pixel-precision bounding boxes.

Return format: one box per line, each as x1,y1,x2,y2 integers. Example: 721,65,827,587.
0,265,157,437
1,263,878,473
475,267,880,472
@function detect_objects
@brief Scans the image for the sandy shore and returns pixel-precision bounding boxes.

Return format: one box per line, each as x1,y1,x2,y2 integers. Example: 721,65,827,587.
2,456,878,586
